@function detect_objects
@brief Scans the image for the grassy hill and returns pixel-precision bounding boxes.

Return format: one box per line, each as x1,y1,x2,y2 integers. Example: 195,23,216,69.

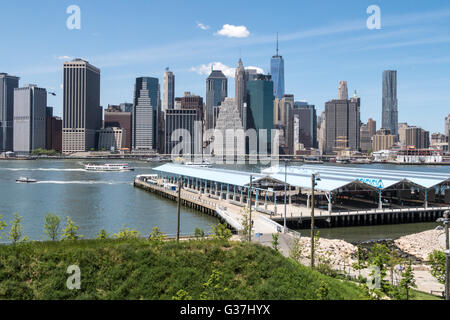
0,239,366,300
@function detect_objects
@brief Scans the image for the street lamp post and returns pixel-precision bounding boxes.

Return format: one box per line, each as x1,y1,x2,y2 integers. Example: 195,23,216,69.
310,172,320,269
176,176,182,242
444,210,449,300
249,175,253,242
284,161,287,233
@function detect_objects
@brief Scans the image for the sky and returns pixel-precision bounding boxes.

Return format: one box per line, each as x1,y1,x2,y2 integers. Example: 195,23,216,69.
1,0,449,133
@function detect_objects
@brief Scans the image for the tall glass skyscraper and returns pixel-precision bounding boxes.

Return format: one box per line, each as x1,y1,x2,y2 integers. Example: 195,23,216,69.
382,70,398,137
270,36,285,100
0,73,20,152
205,70,227,131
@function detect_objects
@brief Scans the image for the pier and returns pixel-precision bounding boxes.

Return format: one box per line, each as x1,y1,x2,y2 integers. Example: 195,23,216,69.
134,163,450,235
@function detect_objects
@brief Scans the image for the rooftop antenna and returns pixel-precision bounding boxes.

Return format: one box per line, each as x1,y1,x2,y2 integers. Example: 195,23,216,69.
276,32,279,56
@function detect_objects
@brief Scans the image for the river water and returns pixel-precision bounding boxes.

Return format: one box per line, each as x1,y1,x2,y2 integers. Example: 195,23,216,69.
0,160,449,242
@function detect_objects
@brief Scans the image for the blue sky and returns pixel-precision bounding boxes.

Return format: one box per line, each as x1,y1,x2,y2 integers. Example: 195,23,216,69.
1,0,449,133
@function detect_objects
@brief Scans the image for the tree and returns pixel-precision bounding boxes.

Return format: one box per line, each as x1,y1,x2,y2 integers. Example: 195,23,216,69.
428,250,446,284
0,215,6,240
62,216,82,240
194,227,205,239
399,261,417,300
97,229,110,240
272,233,280,252
8,213,28,244
210,223,232,241
352,245,366,278
239,207,252,241
113,227,140,239
289,237,304,263
149,227,166,245
200,269,228,300
44,213,61,241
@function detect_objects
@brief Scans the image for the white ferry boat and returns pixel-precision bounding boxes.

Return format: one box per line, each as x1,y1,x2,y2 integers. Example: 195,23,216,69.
84,163,134,172
184,160,212,168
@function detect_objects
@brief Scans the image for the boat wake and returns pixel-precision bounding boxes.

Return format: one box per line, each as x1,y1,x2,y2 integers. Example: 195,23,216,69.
0,168,86,172
36,180,132,185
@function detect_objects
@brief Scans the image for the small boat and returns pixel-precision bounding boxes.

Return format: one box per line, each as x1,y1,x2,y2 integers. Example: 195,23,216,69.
84,163,134,172
16,177,37,183
184,160,212,168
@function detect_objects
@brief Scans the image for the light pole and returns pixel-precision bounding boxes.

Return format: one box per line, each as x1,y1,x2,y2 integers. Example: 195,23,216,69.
176,176,182,242
284,161,287,233
444,210,449,300
249,175,253,242
310,172,320,268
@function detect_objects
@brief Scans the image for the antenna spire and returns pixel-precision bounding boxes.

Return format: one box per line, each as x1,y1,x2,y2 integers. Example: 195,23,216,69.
276,32,279,56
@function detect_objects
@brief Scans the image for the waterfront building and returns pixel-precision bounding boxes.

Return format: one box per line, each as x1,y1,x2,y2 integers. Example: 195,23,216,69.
205,69,227,131
98,127,125,151
360,124,372,153
163,68,175,114
372,128,395,152
62,59,101,153
13,85,47,155
214,97,244,157
338,81,348,100
132,77,159,152
405,126,430,149
270,35,285,99
368,118,377,137
324,89,360,154
431,133,446,146
104,105,132,150
291,102,317,150
0,73,20,152
398,122,409,146
46,107,62,152
246,74,275,153
165,108,201,156
382,70,398,137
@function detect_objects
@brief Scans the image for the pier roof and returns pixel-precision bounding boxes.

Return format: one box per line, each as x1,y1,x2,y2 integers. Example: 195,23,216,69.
152,163,267,187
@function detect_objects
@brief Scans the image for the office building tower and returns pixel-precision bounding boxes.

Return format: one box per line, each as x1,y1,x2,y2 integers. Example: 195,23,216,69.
274,94,294,127
0,73,20,152
214,97,244,157
445,114,450,137
205,69,227,131
163,68,175,113
270,34,285,99
235,58,246,125
368,118,377,137
132,77,159,152
325,90,360,154
120,102,133,113
62,59,101,153
13,85,47,155
180,92,204,119
338,81,348,100
372,128,396,152
165,108,201,156
382,70,398,137
46,107,62,152
292,102,317,149
246,74,274,153
360,124,372,152
104,105,132,150
405,126,430,149
398,122,409,146
98,127,125,151
317,111,326,155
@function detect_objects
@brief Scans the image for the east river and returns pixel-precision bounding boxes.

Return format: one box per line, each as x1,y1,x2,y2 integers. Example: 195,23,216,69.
0,159,449,243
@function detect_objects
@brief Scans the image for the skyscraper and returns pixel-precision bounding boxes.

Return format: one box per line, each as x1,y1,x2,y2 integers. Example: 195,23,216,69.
382,70,398,137
292,102,317,149
246,74,275,153
205,69,227,131
235,58,246,125
13,85,47,155
165,108,201,156
270,35,285,99
214,98,244,157
368,118,377,137
132,77,159,152
0,73,20,152
104,105,132,150
163,68,175,113
338,81,348,100
445,114,450,137
325,90,360,154
62,59,101,153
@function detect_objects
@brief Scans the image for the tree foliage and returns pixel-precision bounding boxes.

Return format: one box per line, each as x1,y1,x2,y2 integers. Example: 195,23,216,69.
113,227,140,239
8,213,27,244
428,250,446,284
44,213,61,241
61,217,82,240
210,223,232,241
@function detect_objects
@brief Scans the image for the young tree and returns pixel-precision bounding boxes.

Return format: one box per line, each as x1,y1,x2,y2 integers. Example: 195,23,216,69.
8,213,27,244
428,250,446,284
399,261,417,300
44,213,61,241
289,237,304,263
113,227,140,239
210,223,232,241
149,227,166,245
194,227,205,239
96,229,110,240
62,216,82,240
0,215,6,240
200,269,228,300
239,207,252,241
272,233,280,252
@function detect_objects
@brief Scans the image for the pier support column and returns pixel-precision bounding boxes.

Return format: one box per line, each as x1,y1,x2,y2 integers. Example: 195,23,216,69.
274,192,277,215
378,189,383,210
219,184,223,200
233,186,236,201
255,189,259,208
424,189,428,209
226,184,230,202
240,189,243,204
264,193,268,210
307,194,310,209
328,192,332,214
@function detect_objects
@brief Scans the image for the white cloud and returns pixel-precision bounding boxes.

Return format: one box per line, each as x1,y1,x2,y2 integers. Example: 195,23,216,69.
190,62,263,78
57,55,73,60
215,24,250,38
196,21,210,30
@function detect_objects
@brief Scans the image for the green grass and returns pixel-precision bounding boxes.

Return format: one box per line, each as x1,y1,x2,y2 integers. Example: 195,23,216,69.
410,289,443,300
0,239,367,300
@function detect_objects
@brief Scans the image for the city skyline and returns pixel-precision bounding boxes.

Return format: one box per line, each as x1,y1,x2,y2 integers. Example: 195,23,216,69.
1,1,450,134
